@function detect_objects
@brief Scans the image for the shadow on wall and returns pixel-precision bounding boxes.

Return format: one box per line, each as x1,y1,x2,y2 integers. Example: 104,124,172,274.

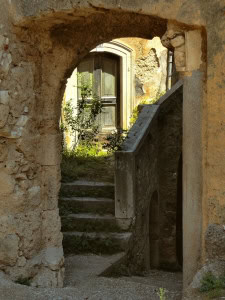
149,190,160,269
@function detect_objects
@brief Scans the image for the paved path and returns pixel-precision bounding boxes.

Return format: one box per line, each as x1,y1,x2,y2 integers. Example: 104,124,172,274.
0,254,183,300
64,254,183,300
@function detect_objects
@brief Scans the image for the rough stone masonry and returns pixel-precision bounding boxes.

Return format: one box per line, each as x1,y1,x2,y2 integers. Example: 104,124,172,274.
0,0,224,296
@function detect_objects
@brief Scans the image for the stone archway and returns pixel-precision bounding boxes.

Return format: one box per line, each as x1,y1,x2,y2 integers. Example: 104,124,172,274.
2,1,223,295
64,40,134,144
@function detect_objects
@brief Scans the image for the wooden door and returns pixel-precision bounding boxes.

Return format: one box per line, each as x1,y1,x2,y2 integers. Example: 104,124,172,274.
77,53,120,133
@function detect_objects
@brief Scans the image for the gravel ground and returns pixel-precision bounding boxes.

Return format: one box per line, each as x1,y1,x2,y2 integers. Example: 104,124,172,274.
0,254,183,300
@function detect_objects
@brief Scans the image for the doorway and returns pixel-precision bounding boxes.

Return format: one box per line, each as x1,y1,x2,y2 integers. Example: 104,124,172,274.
77,52,120,133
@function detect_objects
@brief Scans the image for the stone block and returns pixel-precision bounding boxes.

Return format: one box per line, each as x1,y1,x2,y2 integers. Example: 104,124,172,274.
16,115,28,127
0,35,5,48
4,160,19,175
0,104,9,128
42,209,63,248
16,211,42,259
174,51,185,67
0,170,15,195
0,234,19,266
0,90,9,105
17,256,27,267
38,134,61,166
17,135,40,161
205,224,225,260
27,186,41,208
0,53,12,77
185,30,202,71
42,247,64,271
0,143,7,161
0,192,26,215
31,266,64,288
191,261,225,289
170,35,185,48
41,166,61,210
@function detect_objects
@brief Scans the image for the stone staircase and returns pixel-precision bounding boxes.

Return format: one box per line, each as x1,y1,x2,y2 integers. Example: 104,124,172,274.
59,180,131,255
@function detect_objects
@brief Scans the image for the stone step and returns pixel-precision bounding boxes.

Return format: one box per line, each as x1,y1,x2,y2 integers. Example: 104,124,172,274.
60,180,115,198
61,213,123,233
59,197,115,215
62,231,131,255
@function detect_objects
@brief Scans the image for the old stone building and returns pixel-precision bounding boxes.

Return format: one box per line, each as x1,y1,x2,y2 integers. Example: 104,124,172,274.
0,0,224,298
63,36,168,148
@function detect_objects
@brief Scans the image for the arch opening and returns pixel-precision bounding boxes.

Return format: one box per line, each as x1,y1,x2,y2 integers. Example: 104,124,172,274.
3,4,205,290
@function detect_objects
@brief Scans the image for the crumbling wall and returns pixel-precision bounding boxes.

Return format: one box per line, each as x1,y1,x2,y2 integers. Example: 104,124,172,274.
118,37,168,105
0,0,224,292
0,4,64,287
0,2,167,287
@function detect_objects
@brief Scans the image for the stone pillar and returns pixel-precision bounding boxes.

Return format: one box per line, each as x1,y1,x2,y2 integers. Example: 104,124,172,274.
162,26,204,286
183,70,203,286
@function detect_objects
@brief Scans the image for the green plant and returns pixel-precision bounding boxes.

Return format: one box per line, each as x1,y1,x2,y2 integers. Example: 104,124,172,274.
74,141,106,158
199,272,225,299
103,130,128,153
157,287,166,300
61,147,114,183
62,74,103,149
130,91,166,127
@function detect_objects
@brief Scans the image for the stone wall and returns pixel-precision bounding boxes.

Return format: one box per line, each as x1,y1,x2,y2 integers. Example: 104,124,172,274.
0,0,224,293
116,81,183,274
118,37,168,105
0,2,167,287
126,115,159,273
0,4,64,286
157,83,183,270
63,36,168,146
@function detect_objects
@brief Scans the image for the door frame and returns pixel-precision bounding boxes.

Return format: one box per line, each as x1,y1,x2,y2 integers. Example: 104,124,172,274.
65,41,134,132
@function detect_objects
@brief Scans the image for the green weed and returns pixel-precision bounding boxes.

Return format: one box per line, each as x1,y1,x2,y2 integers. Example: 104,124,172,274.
199,272,225,299
61,147,114,183
157,287,166,300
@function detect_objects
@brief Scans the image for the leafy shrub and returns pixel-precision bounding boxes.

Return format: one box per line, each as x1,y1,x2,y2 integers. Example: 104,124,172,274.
199,272,225,299
130,91,165,127
62,74,103,149
103,130,128,153
73,141,106,158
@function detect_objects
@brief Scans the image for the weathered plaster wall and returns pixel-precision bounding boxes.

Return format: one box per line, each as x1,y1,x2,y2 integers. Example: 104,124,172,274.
0,0,224,292
118,37,168,104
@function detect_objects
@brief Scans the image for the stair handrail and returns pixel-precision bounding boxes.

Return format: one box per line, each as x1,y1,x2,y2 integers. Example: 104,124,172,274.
115,79,183,230
120,79,183,154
